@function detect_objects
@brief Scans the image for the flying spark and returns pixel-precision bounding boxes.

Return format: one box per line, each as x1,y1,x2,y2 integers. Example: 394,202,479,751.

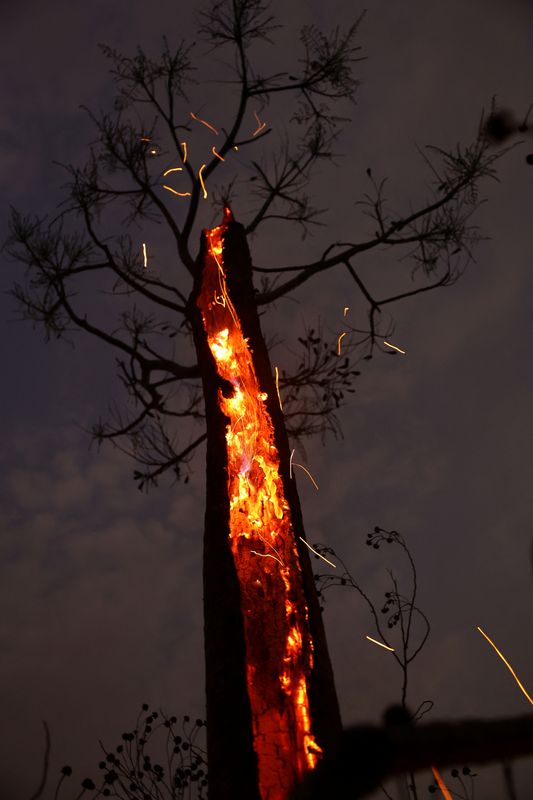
252,110,267,136
431,767,453,800
275,366,283,410
190,111,219,135
291,457,319,491
343,306,349,316
366,636,394,652
212,146,225,162
383,340,406,354
163,166,183,177
163,185,191,198
250,550,283,566
142,242,148,269
337,332,347,356
181,142,188,163
477,626,533,705
198,164,208,199
299,538,336,568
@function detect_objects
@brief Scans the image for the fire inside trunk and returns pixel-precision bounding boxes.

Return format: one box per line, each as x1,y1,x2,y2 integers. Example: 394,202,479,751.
196,209,322,799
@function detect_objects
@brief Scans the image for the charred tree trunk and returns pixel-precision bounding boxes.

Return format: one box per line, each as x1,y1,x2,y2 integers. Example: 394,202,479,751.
190,209,342,800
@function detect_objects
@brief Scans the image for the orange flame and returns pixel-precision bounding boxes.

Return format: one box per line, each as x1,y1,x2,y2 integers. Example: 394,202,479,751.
253,110,267,136
198,212,321,799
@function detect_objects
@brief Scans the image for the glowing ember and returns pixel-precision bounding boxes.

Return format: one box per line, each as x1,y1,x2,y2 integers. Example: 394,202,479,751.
163,166,184,177
337,331,347,355
253,110,267,136
290,450,319,491
163,184,191,198
275,366,283,410
365,635,394,651
383,340,406,354
190,111,219,135
431,766,453,800
198,164,208,199
197,211,322,799
299,538,336,569
477,626,533,705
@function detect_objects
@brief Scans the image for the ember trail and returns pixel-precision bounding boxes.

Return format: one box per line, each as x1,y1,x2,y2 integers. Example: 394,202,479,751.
197,210,321,799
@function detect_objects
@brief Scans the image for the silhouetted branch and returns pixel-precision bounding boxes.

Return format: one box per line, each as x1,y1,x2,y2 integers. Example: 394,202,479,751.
315,527,430,712
4,0,516,488
292,713,533,799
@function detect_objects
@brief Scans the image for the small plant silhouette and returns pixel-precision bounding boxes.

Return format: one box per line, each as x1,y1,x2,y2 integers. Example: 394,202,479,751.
50,705,207,800
314,525,431,714
427,765,477,799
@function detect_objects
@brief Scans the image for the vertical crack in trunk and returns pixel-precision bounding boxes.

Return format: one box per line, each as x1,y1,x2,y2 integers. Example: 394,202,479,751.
192,209,341,800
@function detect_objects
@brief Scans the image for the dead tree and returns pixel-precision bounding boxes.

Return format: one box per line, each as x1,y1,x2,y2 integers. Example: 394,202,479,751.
4,1,511,797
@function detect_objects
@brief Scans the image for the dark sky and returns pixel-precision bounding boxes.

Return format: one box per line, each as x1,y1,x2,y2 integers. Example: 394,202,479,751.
1,1,532,798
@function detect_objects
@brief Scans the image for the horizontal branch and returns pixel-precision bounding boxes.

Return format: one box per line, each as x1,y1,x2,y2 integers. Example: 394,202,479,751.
57,288,199,380
255,173,476,304
293,712,533,799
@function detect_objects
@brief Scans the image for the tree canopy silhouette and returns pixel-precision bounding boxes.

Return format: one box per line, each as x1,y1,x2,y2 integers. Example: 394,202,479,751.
5,0,505,491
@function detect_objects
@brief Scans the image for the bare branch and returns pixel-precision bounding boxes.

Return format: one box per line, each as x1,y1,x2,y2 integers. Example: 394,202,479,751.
255,132,506,304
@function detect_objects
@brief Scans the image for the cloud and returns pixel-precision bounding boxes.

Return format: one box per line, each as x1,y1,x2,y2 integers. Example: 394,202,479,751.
0,433,204,798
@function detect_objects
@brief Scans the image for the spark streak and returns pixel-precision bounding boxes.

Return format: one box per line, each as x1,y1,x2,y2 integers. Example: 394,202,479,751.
142,242,148,269
181,142,188,163
291,459,319,491
190,111,219,135
299,538,336,568
365,635,394,652
275,366,283,410
383,340,406,354
251,550,283,566
431,767,453,800
343,306,349,316
212,146,225,161
163,185,191,197
253,110,267,136
477,626,533,705
199,164,208,199
337,332,347,356
163,166,183,176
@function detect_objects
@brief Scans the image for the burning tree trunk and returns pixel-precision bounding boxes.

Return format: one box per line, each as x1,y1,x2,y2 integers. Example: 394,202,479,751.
190,209,342,800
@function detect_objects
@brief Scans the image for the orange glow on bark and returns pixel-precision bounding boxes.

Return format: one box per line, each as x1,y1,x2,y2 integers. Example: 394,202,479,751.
197,210,321,799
